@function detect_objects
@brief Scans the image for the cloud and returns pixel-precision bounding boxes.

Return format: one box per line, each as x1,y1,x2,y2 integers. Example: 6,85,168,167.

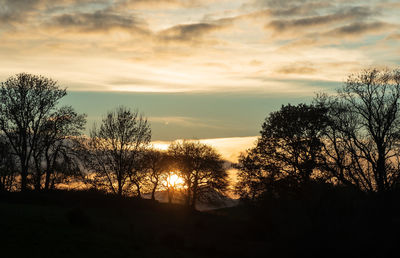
325,21,391,38
157,22,227,43
248,0,313,9
266,6,376,33
0,0,398,97
248,0,380,10
48,10,148,34
149,116,222,129
386,33,400,40
108,77,193,92
270,3,330,17
152,136,258,163
200,136,258,163
243,0,332,17
154,12,237,45
0,0,106,23
249,60,263,66
0,0,41,23
276,64,317,75
114,0,207,10
376,1,400,9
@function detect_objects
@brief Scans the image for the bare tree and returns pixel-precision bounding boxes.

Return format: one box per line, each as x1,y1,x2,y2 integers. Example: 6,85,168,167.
82,106,151,196
0,135,18,191
0,73,67,191
168,141,228,209
48,143,85,190
141,149,172,201
32,106,86,191
317,68,400,193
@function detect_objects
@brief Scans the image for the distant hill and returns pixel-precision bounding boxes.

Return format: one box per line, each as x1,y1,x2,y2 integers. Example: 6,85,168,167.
142,189,239,211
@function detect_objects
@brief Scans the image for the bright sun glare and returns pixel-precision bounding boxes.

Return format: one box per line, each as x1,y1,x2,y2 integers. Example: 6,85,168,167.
165,173,185,188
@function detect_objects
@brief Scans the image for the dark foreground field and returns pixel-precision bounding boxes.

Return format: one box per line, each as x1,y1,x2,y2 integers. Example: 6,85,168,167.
1,189,400,258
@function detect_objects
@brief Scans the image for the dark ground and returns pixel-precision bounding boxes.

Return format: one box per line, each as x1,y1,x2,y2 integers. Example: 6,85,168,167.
1,189,399,258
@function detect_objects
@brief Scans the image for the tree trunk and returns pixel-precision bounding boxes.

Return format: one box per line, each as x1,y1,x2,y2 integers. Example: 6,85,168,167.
151,182,158,201
186,178,191,206
376,152,386,193
34,171,41,191
186,188,191,206
50,177,56,189
44,169,51,191
117,178,123,196
20,163,28,192
191,177,198,210
167,188,173,203
44,153,52,191
191,191,197,210
34,157,42,191
135,182,142,198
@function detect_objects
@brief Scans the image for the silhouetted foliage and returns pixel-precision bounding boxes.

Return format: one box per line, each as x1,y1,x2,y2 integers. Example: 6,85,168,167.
168,141,228,209
2,69,400,257
141,149,173,201
317,68,400,193
0,136,18,191
260,103,329,184
32,106,86,191
0,73,82,191
236,103,329,201
163,170,183,204
235,145,283,201
81,106,151,196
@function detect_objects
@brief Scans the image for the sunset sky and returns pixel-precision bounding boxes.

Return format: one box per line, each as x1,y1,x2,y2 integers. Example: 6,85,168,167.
1,0,399,159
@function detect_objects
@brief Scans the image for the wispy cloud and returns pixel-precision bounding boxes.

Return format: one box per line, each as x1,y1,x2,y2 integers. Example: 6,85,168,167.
152,136,258,162
266,6,376,33
0,0,399,94
49,11,145,33
158,22,226,44
324,21,391,38
149,116,222,129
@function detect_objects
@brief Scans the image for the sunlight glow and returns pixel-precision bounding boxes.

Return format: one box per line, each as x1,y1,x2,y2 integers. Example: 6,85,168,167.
165,173,185,189
151,142,169,151
152,137,258,163
1,0,397,95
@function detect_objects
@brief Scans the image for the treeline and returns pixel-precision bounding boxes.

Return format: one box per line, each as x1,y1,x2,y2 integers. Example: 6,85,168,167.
1,68,400,210
235,68,400,202
0,73,228,209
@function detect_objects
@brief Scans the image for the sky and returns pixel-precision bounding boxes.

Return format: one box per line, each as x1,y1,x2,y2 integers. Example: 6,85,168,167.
1,0,399,160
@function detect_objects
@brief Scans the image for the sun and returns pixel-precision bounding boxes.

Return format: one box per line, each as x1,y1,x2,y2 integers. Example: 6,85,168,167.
165,173,185,188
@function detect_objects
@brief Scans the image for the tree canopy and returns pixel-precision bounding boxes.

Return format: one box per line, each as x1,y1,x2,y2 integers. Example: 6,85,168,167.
82,106,151,196
0,73,85,191
168,141,228,209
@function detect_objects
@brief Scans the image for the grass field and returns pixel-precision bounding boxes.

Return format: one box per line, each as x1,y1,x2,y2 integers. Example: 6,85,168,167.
1,190,399,258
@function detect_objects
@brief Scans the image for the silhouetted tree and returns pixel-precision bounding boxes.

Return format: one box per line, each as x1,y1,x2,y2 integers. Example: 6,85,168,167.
39,106,86,190
0,136,18,191
163,170,182,204
126,150,151,198
30,106,86,191
51,144,87,189
82,106,151,196
260,104,328,183
0,73,67,191
317,68,400,193
168,141,228,209
235,103,329,201
235,146,282,201
142,149,172,201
